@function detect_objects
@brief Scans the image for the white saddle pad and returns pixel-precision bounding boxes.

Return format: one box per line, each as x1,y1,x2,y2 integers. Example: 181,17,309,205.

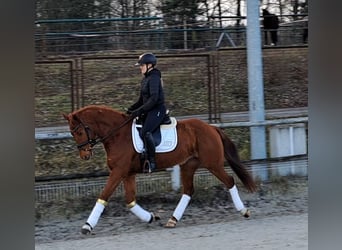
132,117,178,153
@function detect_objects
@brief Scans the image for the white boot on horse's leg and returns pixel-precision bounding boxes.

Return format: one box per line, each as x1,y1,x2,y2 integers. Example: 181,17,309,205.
229,185,250,218
127,200,160,223
81,199,107,234
165,194,191,228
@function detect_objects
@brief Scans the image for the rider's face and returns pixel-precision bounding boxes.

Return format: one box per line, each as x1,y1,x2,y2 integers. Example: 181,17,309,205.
139,64,147,74
139,63,153,75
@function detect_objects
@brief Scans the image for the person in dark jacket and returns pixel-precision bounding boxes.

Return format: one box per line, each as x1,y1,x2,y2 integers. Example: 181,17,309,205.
262,9,279,46
127,53,167,173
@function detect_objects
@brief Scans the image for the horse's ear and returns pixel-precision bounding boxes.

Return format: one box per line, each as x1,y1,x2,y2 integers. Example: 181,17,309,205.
62,113,69,121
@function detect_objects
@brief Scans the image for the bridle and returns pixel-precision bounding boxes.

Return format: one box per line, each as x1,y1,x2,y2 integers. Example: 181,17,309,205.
71,115,134,151
71,122,98,151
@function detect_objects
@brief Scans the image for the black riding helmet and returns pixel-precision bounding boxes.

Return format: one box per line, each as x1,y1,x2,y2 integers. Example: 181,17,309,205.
135,53,157,66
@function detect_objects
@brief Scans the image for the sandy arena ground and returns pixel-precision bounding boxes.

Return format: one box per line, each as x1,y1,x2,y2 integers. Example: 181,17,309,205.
35,177,308,250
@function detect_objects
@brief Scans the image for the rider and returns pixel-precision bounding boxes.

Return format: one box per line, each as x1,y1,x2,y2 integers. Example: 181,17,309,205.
127,52,167,173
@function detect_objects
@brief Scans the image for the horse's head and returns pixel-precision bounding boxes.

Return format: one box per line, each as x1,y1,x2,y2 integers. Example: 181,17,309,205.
63,112,97,160
63,105,132,160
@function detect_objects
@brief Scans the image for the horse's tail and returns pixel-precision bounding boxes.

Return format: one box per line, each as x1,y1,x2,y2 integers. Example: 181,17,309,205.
215,127,257,192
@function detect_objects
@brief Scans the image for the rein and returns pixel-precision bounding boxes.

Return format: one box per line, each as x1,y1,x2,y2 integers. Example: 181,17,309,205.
73,115,134,150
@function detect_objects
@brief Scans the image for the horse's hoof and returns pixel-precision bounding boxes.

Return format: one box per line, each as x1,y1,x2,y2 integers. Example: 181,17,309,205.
149,212,161,223
81,223,92,235
153,213,161,221
164,217,177,228
240,208,250,218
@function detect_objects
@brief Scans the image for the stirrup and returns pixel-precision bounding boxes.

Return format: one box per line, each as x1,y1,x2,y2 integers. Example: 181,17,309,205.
149,161,156,172
143,160,154,173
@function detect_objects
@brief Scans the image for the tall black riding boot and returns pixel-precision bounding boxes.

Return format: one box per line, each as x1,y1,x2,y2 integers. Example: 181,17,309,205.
144,132,156,173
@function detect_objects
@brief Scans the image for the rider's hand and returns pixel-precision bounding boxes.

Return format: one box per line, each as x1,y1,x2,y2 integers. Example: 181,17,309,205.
126,108,133,115
130,108,143,118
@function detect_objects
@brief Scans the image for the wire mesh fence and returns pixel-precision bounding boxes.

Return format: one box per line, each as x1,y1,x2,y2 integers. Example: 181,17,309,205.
35,156,307,202
34,47,307,128
35,16,308,56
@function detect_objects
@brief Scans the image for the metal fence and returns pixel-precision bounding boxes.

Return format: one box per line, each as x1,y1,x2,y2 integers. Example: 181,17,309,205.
34,47,308,127
35,16,308,56
35,155,308,202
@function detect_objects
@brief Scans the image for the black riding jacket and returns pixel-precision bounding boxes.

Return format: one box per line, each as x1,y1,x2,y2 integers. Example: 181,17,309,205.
129,68,165,113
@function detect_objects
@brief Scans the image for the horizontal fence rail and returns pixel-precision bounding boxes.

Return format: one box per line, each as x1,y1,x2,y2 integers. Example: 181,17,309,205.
35,116,308,140
213,116,307,128
35,107,308,140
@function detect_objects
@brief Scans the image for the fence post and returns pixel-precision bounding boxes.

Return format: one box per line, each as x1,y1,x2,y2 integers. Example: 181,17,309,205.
246,0,268,181
208,53,221,123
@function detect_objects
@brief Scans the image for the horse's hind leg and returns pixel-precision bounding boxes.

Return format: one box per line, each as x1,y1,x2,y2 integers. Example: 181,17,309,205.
208,165,250,218
165,158,198,228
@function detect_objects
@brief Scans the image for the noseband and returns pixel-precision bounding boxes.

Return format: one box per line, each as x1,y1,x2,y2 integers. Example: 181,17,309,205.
71,122,100,151
71,116,134,151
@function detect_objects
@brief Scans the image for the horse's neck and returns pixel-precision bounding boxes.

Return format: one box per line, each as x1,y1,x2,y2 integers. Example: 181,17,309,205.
87,109,125,136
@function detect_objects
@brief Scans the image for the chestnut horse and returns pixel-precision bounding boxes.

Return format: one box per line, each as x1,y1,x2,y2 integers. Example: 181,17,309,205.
63,105,257,234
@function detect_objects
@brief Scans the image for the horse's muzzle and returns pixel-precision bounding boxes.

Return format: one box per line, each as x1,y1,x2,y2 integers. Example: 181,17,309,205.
79,148,93,160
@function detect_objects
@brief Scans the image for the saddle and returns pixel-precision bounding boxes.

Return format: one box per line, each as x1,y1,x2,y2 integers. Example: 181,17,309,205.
132,116,178,153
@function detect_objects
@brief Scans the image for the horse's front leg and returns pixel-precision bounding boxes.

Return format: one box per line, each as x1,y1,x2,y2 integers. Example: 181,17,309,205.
124,174,160,223
81,169,123,234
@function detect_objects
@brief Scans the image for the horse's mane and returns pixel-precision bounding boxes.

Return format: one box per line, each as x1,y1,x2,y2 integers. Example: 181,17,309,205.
73,105,124,116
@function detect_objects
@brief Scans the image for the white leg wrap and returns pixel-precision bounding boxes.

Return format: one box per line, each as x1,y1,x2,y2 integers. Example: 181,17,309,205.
130,203,152,222
86,200,106,229
229,185,245,211
173,194,191,221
